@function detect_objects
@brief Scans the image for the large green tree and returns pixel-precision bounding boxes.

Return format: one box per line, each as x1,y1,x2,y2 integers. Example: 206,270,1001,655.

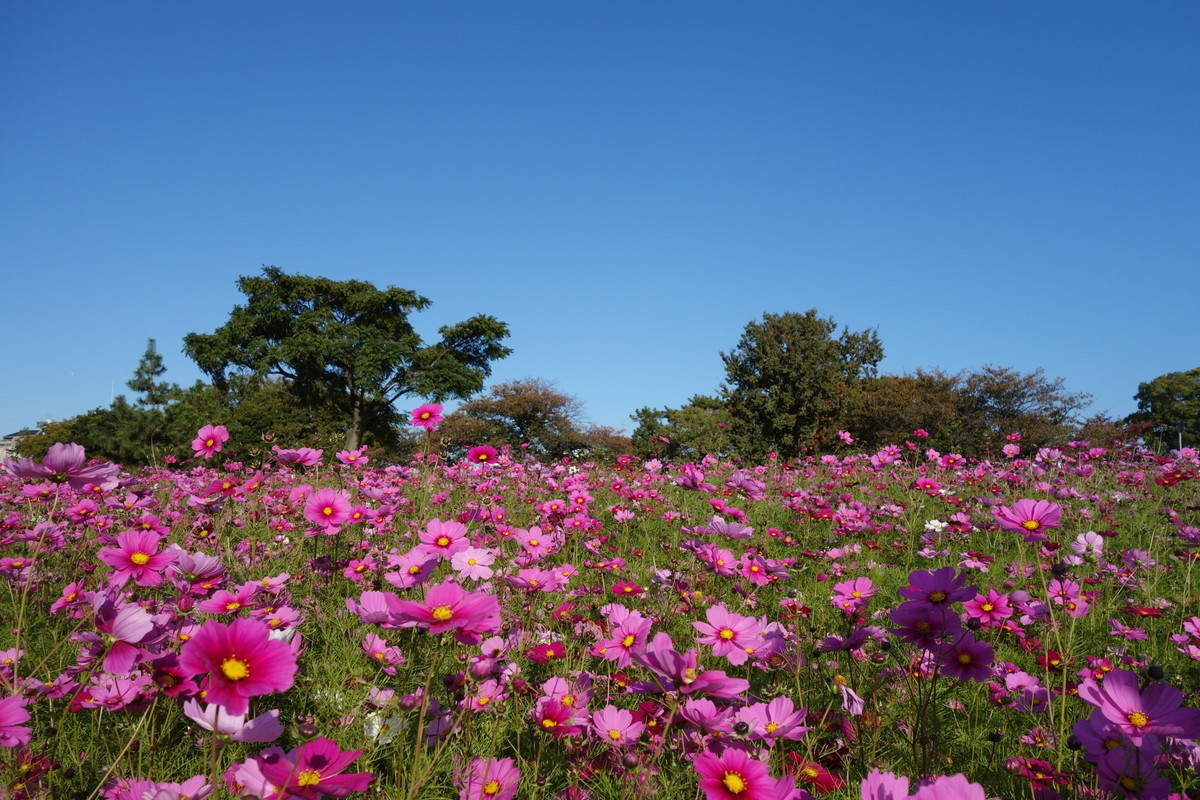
1128,367,1200,450
720,310,883,459
183,267,512,451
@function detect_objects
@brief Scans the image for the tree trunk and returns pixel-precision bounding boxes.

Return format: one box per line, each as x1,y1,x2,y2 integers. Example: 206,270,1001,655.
345,397,363,452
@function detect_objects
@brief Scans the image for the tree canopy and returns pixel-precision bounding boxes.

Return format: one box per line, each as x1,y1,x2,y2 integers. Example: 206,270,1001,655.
183,267,511,450
439,378,629,460
1128,367,1200,450
720,310,883,459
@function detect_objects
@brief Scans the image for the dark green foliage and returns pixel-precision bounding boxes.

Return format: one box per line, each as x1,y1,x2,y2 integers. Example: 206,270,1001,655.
720,310,883,459
852,366,1092,455
183,267,512,450
1129,367,1200,450
127,338,177,410
439,378,630,460
630,395,733,461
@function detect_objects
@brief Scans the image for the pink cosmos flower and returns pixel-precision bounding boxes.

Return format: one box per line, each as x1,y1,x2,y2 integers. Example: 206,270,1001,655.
304,488,352,531
335,446,369,465
692,604,760,666
389,580,502,645
860,769,909,800
4,442,120,489
1077,668,1200,746
258,737,373,798
0,694,31,747
271,445,323,467
414,518,470,560
451,547,496,581
591,704,644,746
832,577,877,613
632,632,750,700
995,499,1063,541
694,747,774,800
191,425,230,459
457,756,519,800
410,403,444,431
962,589,1012,628
909,774,987,800
178,618,298,716
97,530,178,588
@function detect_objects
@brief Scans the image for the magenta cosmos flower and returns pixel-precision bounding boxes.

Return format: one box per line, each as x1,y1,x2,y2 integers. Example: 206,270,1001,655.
467,445,498,464
97,530,178,588
259,737,373,798
191,424,229,459
694,747,774,800
898,567,976,609
178,618,298,716
995,499,1063,542
457,756,519,800
0,694,31,748
304,488,352,530
410,403,444,431
389,580,501,645
1077,668,1200,746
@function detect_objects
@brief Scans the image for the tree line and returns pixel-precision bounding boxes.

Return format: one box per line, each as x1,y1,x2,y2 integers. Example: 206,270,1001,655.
15,269,1197,465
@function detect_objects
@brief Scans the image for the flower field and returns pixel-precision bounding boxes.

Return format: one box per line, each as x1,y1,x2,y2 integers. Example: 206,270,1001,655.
2,432,1199,799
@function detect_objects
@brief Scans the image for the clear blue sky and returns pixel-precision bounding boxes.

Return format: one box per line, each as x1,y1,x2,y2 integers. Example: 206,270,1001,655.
3,3,1197,439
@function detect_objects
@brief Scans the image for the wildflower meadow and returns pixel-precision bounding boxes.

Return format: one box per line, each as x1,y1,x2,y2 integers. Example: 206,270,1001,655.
2,424,1199,800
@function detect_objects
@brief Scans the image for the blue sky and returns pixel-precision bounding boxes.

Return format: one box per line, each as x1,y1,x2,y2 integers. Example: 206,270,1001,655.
2,3,1197,441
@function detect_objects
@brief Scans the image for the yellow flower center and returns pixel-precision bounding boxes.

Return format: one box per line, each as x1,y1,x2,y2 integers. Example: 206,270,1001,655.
437,536,450,546
431,605,454,621
981,603,994,612
719,629,734,640
562,694,575,707
608,728,622,740
468,558,477,566
622,634,636,647
220,657,250,680
1126,710,1149,728
226,602,241,611
722,772,747,794
477,696,490,706
483,780,500,795
765,722,780,733
1021,519,1040,530
1119,777,1138,792
297,770,321,787
542,718,557,728
205,438,215,448
957,653,972,665
928,591,947,603
130,552,151,565
322,507,333,516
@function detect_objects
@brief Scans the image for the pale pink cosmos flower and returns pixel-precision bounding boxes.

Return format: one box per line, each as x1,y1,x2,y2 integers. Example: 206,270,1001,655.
270,445,323,466
591,704,644,746
414,518,470,560
451,547,496,581
182,698,284,743
336,446,369,465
